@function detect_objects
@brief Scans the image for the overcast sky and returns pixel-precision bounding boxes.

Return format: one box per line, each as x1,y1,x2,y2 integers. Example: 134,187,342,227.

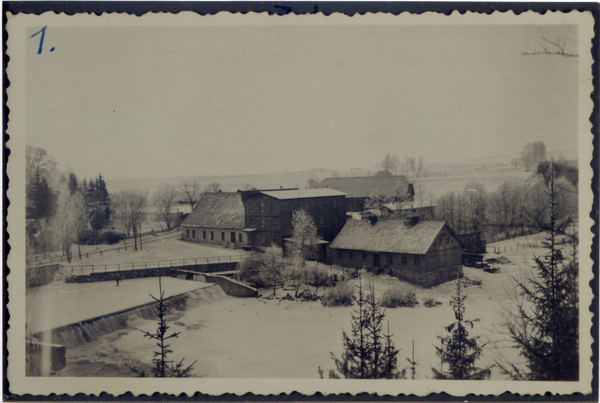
26,23,578,180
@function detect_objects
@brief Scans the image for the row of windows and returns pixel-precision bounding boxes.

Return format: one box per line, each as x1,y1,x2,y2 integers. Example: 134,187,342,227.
249,218,278,229
336,251,420,266
185,229,243,243
434,236,452,246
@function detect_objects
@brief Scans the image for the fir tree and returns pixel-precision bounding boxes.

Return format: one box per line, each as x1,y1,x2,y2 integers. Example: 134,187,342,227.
329,278,403,379
26,167,56,220
67,172,79,195
500,159,578,381
128,273,196,377
432,279,491,380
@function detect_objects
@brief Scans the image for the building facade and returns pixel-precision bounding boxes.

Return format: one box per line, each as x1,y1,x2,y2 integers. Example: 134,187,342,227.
180,192,250,249
240,188,347,248
329,217,463,287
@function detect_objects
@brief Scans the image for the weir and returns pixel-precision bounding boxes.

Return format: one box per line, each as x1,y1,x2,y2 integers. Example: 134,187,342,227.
29,285,226,349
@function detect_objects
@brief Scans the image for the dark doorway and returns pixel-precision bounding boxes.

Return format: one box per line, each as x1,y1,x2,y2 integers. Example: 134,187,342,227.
373,253,381,267
231,232,236,243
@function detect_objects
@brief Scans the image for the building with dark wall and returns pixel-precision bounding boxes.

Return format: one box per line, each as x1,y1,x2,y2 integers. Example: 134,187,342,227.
329,217,463,287
180,192,251,249
317,176,414,212
240,188,347,248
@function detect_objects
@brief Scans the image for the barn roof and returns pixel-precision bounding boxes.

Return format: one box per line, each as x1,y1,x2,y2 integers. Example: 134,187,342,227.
181,192,245,230
329,219,447,255
260,188,346,200
317,176,411,198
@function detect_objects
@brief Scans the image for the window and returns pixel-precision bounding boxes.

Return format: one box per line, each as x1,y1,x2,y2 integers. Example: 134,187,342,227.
239,233,243,243
446,236,449,244
192,230,196,239
348,252,354,260
401,255,407,264
260,203,265,213
320,217,324,225
333,199,337,207
362,252,367,261
221,232,225,241
387,255,393,264
250,218,255,227
203,231,206,239
414,256,420,266
186,229,189,238
337,250,343,259
210,231,214,240
261,219,265,228
272,219,277,229
271,203,276,212
249,203,254,212
439,237,442,245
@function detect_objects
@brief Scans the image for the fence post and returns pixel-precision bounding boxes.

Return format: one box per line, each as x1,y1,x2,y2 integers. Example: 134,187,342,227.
218,256,221,263
118,264,120,271
145,262,147,269
105,265,107,272
195,258,197,265
71,266,73,273
92,266,94,273
132,262,134,270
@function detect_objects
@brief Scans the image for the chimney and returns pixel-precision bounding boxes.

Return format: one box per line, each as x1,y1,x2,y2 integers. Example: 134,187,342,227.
404,216,420,227
218,189,222,193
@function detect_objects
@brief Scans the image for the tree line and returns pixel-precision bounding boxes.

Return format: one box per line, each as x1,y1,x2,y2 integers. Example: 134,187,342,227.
433,158,577,240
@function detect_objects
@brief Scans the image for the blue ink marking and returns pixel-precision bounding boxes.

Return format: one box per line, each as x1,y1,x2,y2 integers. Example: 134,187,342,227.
30,26,48,54
50,47,55,52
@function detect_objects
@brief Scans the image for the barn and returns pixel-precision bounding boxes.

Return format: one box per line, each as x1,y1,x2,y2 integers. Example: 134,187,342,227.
329,217,463,287
317,176,414,212
180,191,251,249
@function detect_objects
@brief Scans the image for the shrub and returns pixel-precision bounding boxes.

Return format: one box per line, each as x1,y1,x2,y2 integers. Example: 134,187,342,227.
237,256,267,288
423,297,436,308
102,231,125,245
301,267,331,288
379,287,418,308
321,282,354,307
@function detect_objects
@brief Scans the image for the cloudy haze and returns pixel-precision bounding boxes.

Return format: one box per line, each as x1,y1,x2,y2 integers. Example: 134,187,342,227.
26,23,578,180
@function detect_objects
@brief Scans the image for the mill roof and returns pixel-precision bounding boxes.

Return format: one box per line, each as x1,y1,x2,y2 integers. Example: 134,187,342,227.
317,176,411,198
181,192,245,230
329,219,447,255
259,188,346,200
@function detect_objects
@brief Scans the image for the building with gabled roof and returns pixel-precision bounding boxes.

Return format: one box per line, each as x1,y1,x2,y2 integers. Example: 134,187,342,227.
180,191,251,249
329,217,463,287
240,188,347,248
317,176,414,212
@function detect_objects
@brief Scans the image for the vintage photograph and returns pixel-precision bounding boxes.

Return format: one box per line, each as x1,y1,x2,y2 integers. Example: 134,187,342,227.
6,9,595,397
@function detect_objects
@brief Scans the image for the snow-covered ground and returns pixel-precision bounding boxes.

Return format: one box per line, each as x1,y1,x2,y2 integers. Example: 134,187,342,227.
47,231,575,379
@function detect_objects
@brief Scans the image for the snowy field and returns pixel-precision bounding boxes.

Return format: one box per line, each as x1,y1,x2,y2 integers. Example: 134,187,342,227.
47,231,573,379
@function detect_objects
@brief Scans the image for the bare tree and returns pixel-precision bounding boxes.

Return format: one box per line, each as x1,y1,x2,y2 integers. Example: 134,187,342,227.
179,180,201,210
404,157,415,179
26,146,57,188
380,154,397,175
306,176,320,189
153,185,179,230
113,190,147,250
522,36,578,57
365,188,390,216
204,181,221,193
48,183,87,263
520,142,546,172
290,209,318,267
260,243,285,296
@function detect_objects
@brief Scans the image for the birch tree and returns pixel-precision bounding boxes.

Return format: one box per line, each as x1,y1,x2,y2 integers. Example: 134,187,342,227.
49,183,87,263
290,209,318,267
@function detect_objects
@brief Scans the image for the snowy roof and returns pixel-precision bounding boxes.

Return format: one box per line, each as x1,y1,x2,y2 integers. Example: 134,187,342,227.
317,176,412,198
181,192,245,230
260,188,346,200
329,219,447,255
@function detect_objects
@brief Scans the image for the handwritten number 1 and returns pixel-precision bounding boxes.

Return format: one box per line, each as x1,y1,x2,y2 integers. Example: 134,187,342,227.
30,26,54,54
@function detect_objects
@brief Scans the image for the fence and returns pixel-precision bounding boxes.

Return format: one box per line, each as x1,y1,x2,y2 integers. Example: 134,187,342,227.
68,254,248,275
27,230,180,268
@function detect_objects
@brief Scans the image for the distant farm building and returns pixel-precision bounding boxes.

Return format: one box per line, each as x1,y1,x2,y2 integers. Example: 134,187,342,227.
317,176,414,212
240,188,347,248
329,217,463,287
459,231,487,267
180,191,250,249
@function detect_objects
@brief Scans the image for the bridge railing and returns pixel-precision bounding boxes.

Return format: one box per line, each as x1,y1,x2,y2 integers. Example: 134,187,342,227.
68,254,248,275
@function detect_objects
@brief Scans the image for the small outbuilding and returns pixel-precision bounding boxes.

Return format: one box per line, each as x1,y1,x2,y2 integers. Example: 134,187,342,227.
329,217,463,287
